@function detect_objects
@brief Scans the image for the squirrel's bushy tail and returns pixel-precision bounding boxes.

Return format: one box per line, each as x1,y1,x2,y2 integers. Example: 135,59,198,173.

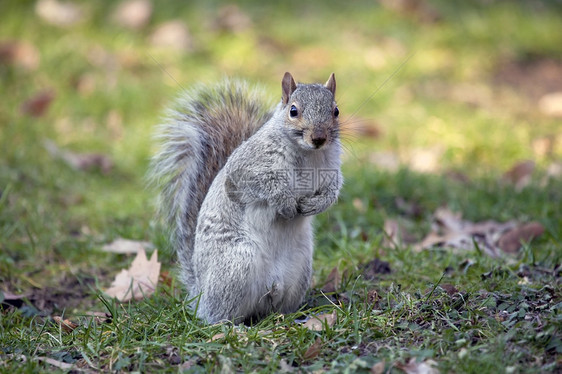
148,79,273,286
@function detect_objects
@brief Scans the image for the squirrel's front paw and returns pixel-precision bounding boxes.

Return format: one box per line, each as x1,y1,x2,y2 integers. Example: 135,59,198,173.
276,196,298,219
296,196,319,216
278,204,298,220
297,194,334,216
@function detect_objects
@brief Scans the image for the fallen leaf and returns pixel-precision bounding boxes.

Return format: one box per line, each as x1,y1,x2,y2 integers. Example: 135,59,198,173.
439,284,458,296
395,358,439,374
21,90,55,117
321,267,340,293
413,207,520,257
52,316,78,332
303,338,322,360
352,198,366,213
367,289,379,304
0,290,30,308
166,346,182,365
503,160,535,190
35,0,85,27
101,238,153,254
159,271,173,288
212,4,252,34
538,91,562,118
408,147,443,173
368,151,400,172
104,249,161,302
111,0,152,30
44,139,114,174
371,361,385,374
546,161,562,180
149,20,193,52
0,41,40,70
302,311,337,331
379,0,441,22
209,332,226,342
497,222,545,253
74,73,97,95
84,311,112,324
383,219,417,247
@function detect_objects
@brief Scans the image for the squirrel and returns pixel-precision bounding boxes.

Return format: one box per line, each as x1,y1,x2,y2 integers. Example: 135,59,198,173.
149,72,343,324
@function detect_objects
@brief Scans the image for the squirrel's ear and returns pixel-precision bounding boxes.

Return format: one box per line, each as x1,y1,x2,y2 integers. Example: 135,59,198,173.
282,72,297,105
325,73,336,96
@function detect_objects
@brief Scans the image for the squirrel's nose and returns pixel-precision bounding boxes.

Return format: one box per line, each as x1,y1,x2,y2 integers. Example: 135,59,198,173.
311,136,326,148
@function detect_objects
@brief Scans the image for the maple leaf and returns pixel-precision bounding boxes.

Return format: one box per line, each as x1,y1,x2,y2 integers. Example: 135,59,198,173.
101,238,153,254
104,249,161,302
302,311,337,331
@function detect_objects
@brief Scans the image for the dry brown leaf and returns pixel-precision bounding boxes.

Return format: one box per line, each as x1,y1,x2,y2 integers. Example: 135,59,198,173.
538,91,562,118
414,207,521,257
371,360,386,374
303,338,322,360
367,289,379,304
408,147,443,173
383,219,401,247
209,332,226,342
383,218,418,247
44,140,114,174
503,160,535,190
321,267,340,293
383,218,415,248
1,290,31,309
546,161,562,180
208,329,249,343
101,238,153,254
352,198,367,213
497,222,545,253
395,358,439,374
159,270,173,288
0,41,40,70
149,20,193,52
104,249,161,302
368,151,401,172
52,316,79,332
111,0,152,30
302,311,336,331
1,290,29,300
212,4,252,33
21,90,55,117
35,0,85,27
440,284,459,296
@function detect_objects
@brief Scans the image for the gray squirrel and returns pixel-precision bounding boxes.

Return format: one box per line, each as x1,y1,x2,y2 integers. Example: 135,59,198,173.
149,72,343,324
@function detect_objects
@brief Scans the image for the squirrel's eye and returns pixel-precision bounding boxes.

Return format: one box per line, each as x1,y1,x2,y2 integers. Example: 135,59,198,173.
289,105,298,118
334,106,339,117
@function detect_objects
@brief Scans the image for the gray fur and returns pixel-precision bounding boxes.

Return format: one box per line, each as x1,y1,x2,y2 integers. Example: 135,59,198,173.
149,73,343,324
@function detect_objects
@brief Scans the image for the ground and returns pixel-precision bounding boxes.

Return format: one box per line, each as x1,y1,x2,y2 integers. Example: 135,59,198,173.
1,0,561,372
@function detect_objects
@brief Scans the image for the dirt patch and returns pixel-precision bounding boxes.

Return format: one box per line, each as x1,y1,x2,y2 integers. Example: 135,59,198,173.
494,57,562,101
2,274,98,315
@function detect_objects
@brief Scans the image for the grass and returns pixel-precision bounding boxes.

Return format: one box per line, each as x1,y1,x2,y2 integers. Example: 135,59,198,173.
1,0,561,372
